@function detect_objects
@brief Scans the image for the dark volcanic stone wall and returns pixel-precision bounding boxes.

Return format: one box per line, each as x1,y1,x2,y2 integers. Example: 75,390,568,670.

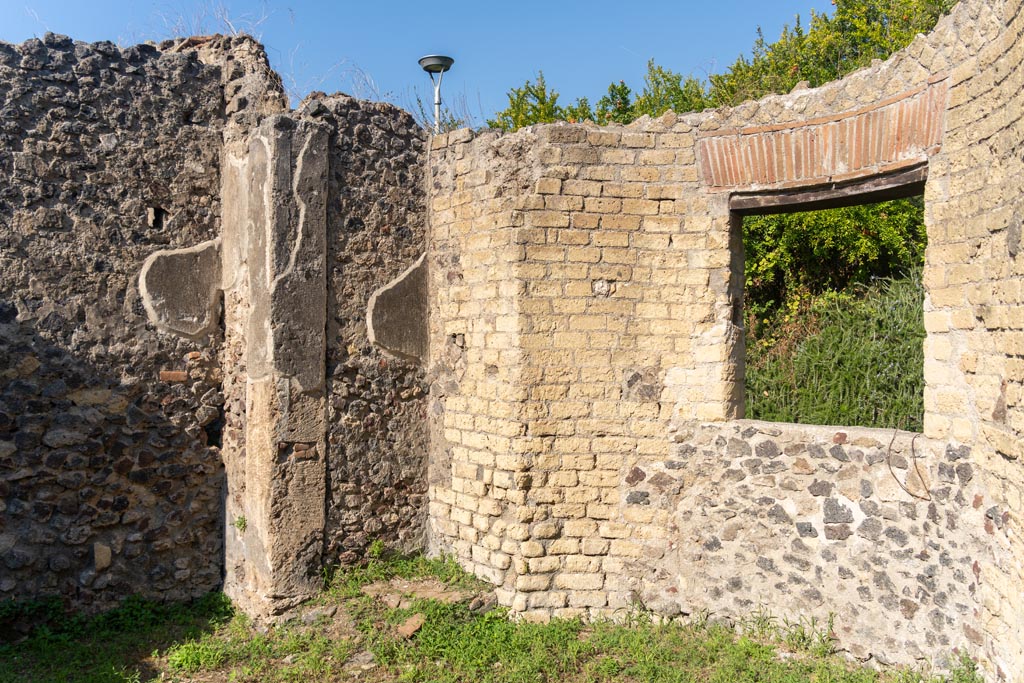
0,33,226,609
306,94,430,562
630,422,996,669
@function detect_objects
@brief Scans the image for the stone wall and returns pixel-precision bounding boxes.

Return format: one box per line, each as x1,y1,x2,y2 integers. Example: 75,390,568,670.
621,423,995,668
423,0,1023,677
221,113,332,617
0,34,227,608
217,93,430,615
316,95,430,562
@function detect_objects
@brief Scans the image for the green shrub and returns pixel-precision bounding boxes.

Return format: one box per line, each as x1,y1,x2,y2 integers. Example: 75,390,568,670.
745,271,925,430
742,199,926,333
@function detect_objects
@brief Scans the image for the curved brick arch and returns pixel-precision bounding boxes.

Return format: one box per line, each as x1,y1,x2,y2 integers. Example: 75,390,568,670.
698,77,949,195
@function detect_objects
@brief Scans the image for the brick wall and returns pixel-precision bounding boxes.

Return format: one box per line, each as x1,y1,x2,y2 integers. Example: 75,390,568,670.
921,0,1024,674
426,128,538,589
424,0,1024,677
506,121,731,616
700,79,947,191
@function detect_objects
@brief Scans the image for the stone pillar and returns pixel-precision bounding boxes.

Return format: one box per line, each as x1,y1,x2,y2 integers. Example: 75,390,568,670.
222,114,330,617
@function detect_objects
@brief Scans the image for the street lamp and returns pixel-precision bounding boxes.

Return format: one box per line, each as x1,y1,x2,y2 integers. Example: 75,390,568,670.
418,55,454,134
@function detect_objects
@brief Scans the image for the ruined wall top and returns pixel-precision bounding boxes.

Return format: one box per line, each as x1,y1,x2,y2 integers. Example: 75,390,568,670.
431,0,1008,199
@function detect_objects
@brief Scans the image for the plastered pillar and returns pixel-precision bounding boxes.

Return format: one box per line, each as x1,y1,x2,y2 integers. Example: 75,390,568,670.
222,114,330,617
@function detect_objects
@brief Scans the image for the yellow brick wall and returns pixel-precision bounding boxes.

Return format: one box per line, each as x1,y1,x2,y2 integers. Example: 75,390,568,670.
426,128,538,593
507,121,739,619
424,0,1023,675
922,0,1024,674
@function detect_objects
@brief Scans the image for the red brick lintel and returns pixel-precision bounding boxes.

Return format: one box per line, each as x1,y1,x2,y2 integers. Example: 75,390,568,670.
699,76,949,192
705,151,937,194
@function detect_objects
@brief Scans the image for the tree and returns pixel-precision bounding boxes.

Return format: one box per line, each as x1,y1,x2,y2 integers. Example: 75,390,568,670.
486,72,566,132
562,97,596,124
743,198,927,327
632,60,709,119
486,0,956,131
706,0,957,107
596,80,634,125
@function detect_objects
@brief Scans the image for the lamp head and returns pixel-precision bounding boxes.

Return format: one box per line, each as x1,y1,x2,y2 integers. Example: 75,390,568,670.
419,55,454,74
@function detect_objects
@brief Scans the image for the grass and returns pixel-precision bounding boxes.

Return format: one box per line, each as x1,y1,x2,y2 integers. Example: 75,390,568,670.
164,613,356,681
745,271,926,431
0,592,233,683
0,552,983,683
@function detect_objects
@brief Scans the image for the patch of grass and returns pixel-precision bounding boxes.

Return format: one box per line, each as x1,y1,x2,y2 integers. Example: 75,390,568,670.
0,553,986,683
331,557,948,683
363,603,586,682
0,592,232,683
363,603,870,683
323,549,485,602
164,610,356,682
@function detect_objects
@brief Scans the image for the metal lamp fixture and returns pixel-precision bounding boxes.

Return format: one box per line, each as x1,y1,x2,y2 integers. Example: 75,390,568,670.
419,54,454,134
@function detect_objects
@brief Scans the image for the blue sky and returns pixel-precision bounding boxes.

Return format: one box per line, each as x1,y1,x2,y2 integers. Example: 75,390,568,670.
0,0,827,123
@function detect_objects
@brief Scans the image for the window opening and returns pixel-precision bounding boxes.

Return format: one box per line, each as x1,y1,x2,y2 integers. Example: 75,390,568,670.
735,190,927,432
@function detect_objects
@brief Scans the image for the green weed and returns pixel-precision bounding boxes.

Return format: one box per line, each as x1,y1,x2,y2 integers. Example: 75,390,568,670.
947,651,984,683
0,553,986,683
781,613,834,657
739,605,778,640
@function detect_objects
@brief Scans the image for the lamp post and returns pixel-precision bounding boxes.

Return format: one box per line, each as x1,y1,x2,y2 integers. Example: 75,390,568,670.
418,55,454,134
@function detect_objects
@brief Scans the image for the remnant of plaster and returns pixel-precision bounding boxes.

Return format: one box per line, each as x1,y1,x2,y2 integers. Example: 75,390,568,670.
138,239,222,339
368,253,428,363
224,114,330,620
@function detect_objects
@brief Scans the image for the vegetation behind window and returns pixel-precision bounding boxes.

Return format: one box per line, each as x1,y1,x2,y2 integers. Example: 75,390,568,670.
743,201,926,431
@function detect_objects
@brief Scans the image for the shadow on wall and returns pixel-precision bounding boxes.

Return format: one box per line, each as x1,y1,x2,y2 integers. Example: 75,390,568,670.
0,298,225,618
315,95,431,563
